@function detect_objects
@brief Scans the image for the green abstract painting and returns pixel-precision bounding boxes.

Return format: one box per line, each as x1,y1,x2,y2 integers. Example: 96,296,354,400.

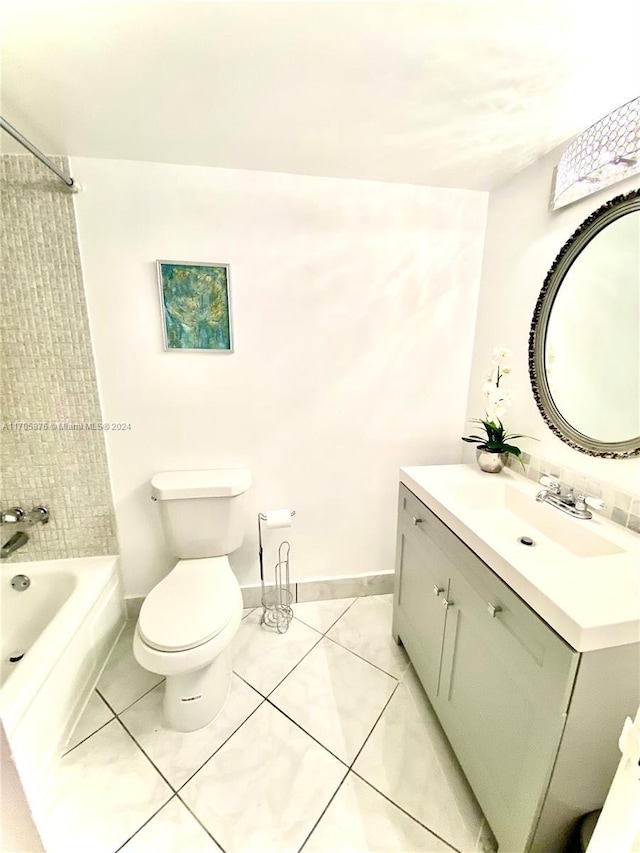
157,261,233,351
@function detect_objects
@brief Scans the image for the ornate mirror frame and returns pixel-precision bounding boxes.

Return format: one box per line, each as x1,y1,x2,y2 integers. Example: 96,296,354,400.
529,188,640,458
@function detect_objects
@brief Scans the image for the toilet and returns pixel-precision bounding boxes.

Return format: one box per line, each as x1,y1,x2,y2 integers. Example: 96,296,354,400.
133,468,251,732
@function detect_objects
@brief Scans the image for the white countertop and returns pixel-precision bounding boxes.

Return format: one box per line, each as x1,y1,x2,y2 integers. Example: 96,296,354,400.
400,464,640,652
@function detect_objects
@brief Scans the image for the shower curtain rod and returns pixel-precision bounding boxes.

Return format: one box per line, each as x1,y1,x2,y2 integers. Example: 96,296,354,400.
0,116,81,192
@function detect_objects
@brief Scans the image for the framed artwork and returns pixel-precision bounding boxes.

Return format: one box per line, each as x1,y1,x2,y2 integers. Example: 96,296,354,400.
156,261,233,352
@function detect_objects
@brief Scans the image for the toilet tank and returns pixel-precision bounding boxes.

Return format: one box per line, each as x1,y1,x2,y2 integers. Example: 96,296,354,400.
150,469,251,558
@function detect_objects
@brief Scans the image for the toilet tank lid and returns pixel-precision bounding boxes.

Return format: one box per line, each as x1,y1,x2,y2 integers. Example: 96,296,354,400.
151,468,251,500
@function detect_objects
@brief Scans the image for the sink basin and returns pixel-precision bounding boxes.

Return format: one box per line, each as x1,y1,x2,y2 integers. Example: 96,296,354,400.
448,482,625,558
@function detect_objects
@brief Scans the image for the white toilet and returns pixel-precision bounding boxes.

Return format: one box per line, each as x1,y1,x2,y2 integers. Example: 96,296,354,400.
133,468,251,732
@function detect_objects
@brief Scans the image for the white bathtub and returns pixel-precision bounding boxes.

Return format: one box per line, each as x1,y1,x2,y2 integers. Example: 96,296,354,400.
0,556,125,810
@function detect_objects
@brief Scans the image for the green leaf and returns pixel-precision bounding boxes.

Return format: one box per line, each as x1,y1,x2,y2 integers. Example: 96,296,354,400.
502,444,522,456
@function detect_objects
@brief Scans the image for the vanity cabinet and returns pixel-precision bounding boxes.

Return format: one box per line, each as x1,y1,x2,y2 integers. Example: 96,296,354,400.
393,482,639,852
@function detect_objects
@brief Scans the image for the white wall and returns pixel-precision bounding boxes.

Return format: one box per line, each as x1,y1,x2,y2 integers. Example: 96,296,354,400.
73,158,487,597
466,146,640,493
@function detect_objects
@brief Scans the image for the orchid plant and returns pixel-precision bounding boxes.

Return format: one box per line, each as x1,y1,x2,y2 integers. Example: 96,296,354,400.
462,345,530,463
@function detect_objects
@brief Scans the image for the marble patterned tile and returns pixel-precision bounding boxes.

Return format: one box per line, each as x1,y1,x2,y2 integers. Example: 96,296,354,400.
296,572,394,602
231,609,322,695
120,675,263,789
303,773,454,853
40,719,172,853
293,597,355,633
64,690,114,752
119,796,222,852
326,595,410,678
96,620,163,713
353,666,484,852
180,701,346,853
270,637,396,764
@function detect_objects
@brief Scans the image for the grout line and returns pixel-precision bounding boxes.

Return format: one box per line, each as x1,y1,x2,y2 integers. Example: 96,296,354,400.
349,770,461,853
61,694,115,756
322,631,407,681
61,716,114,757
175,791,229,853
348,681,399,769
233,670,268,698
175,696,266,792
96,677,165,718
113,794,179,853
263,697,350,769
113,715,178,793
259,632,325,699
292,596,358,636
296,768,350,853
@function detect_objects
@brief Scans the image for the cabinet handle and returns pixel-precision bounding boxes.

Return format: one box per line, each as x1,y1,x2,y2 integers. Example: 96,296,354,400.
433,585,444,597
441,596,453,608
487,603,502,618
412,516,423,526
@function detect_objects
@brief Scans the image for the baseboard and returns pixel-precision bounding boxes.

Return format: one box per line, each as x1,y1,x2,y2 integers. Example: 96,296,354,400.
126,571,395,616
241,571,395,608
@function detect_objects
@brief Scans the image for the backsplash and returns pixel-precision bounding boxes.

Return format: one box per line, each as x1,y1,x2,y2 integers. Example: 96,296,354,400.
0,155,118,561
506,453,640,534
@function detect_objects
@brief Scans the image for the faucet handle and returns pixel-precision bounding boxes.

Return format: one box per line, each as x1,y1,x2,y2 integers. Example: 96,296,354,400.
575,494,605,512
539,476,561,494
24,506,49,525
584,496,605,511
1,507,24,524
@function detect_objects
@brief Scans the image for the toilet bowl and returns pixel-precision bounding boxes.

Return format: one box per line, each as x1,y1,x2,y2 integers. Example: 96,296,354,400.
133,469,250,732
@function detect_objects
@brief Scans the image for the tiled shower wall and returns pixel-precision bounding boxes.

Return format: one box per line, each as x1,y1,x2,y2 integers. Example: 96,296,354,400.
0,154,117,561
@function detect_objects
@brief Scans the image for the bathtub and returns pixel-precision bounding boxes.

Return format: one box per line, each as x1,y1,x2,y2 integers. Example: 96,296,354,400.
0,556,125,811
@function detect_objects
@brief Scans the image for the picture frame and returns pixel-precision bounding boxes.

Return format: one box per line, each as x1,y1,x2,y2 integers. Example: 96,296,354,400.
156,260,233,352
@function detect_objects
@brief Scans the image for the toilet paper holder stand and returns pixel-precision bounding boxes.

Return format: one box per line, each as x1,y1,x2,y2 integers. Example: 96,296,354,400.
258,510,296,634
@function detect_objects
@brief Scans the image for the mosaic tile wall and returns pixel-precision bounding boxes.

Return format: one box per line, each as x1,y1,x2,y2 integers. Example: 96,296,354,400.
506,452,640,534
0,155,118,562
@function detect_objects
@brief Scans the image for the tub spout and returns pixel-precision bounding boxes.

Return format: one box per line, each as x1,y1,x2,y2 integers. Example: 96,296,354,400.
1,531,29,559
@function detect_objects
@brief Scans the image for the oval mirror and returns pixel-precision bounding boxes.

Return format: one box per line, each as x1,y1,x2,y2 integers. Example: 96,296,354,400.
529,188,640,458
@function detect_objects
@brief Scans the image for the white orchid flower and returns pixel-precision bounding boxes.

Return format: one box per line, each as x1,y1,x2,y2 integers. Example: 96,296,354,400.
491,345,512,364
485,387,513,408
486,402,507,421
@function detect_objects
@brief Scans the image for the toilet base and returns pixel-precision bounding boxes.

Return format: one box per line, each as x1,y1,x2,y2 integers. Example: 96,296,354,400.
163,646,232,732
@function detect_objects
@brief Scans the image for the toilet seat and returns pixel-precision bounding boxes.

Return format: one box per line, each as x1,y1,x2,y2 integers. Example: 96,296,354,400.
139,557,237,652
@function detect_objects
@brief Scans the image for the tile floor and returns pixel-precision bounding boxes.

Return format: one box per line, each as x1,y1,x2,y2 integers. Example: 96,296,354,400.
38,595,496,853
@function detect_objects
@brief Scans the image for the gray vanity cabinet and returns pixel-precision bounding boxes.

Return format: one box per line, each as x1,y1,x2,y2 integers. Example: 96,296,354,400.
393,484,582,852
393,488,451,697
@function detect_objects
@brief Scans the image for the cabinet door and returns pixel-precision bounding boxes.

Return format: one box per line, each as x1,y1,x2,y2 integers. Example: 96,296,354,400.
435,552,579,853
392,490,451,699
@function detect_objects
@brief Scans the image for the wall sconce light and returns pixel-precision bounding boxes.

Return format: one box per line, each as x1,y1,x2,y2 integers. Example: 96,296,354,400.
551,96,640,210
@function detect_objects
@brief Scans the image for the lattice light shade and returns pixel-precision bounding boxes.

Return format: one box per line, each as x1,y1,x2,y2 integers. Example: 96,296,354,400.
551,96,640,210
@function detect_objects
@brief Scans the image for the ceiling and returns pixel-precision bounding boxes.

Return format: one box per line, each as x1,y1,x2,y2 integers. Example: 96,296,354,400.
2,0,639,190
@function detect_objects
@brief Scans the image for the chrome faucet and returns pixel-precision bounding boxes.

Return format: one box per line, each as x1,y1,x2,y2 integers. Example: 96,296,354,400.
1,505,49,525
1,531,29,559
1,507,24,524
535,476,604,520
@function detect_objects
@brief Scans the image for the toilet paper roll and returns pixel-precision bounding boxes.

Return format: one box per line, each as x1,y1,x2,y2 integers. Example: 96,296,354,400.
263,509,293,529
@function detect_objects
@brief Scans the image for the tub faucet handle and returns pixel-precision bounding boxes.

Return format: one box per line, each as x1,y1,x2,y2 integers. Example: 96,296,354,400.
24,506,49,525
1,507,24,524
